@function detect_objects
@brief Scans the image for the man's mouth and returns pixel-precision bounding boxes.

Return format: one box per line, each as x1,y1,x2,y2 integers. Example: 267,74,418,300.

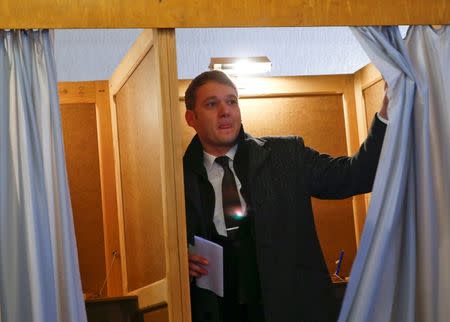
218,123,232,129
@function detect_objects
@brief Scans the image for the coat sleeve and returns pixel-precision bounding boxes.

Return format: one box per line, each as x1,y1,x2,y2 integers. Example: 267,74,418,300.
303,114,387,199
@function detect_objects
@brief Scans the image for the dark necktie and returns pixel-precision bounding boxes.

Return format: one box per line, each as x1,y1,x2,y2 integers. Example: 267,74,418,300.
215,156,245,231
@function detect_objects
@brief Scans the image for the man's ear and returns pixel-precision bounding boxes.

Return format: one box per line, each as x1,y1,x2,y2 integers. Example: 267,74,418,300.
185,110,196,128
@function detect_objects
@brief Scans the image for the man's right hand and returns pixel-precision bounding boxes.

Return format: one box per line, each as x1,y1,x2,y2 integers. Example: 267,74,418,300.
188,253,209,277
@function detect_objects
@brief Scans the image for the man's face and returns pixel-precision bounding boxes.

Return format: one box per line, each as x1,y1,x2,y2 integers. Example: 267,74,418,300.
185,81,242,156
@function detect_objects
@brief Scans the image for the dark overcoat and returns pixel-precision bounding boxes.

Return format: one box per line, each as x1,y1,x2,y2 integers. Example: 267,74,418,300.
183,117,386,322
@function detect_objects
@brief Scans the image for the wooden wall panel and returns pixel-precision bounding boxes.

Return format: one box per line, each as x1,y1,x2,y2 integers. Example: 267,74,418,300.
60,103,106,296
59,80,122,297
2,0,448,28
354,63,384,135
241,95,345,152
115,48,167,292
361,77,385,212
364,80,386,127
353,64,385,234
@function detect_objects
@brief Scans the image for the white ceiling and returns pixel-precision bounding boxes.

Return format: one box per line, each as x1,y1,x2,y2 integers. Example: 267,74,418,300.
53,27,408,82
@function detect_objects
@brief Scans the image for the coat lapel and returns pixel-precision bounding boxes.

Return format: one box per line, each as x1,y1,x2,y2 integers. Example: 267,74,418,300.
237,136,270,184
183,134,208,179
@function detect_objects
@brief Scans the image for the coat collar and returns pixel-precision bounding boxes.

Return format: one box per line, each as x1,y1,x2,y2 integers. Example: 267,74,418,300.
183,126,270,182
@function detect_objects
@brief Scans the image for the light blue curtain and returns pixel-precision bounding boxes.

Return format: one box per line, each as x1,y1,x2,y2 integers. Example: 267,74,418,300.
340,26,449,322
0,30,87,322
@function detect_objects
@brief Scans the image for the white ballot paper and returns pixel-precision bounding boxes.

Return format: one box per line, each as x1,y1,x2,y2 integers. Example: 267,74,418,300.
191,236,223,297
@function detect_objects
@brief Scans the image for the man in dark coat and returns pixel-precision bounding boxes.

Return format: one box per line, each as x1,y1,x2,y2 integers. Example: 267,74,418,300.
183,70,388,322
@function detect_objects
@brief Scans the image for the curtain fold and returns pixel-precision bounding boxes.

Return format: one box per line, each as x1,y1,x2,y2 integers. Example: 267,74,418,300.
340,26,449,322
0,30,87,322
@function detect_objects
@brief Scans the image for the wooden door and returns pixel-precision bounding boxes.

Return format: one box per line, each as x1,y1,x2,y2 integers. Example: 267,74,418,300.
109,29,190,321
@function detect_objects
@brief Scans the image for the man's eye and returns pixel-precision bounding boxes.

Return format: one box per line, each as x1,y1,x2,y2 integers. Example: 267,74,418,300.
227,99,237,105
205,101,216,107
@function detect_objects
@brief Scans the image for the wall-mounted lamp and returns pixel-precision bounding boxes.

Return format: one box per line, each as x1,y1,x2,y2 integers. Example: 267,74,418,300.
209,56,272,76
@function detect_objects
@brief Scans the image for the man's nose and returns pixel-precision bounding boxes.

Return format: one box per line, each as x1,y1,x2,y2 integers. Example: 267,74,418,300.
218,101,231,115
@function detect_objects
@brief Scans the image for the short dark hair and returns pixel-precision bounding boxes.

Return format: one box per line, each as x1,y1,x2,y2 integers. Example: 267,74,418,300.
184,70,238,110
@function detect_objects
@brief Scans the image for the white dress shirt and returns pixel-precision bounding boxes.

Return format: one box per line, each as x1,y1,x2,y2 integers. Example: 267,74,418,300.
203,145,247,237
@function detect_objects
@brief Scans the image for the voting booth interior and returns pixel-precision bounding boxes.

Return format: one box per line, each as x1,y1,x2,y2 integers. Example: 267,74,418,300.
2,0,447,320
56,29,387,321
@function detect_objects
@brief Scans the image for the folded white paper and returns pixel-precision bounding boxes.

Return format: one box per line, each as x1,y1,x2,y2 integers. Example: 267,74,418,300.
191,236,223,297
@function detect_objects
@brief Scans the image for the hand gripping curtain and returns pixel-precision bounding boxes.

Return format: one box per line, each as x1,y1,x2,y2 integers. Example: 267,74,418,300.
0,30,87,322
339,26,450,322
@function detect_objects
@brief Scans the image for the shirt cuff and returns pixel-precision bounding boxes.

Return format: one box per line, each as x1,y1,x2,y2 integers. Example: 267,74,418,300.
376,112,389,125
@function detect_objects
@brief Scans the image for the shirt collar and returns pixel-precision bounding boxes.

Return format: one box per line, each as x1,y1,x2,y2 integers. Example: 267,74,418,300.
203,144,238,171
